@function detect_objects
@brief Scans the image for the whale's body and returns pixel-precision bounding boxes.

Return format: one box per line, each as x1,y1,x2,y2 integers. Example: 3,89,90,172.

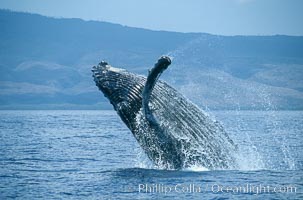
92,57,236,170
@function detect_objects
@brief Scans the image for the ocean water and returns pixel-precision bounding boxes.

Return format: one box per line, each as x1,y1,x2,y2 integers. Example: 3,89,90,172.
0,110,302,199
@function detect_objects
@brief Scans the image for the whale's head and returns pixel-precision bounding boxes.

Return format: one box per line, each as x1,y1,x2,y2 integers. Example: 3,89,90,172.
92,61,145,115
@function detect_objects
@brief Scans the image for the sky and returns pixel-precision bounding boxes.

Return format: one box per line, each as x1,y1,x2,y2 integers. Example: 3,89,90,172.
0,0,302,36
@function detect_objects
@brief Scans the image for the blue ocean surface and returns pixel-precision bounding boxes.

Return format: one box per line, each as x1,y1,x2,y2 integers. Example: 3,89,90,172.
0,110,302,199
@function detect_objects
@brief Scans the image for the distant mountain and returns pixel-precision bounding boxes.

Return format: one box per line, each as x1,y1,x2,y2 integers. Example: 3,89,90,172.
1,9,303,110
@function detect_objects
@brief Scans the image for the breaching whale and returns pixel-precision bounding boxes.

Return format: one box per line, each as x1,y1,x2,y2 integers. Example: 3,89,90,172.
92,56,237,170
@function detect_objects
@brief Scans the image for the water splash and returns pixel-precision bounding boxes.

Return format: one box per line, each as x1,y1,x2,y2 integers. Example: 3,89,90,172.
134,146,154,169
183,164,209,172
162,38,296,171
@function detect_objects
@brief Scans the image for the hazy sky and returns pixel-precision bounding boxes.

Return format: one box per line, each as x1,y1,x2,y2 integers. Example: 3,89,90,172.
0,0,302,36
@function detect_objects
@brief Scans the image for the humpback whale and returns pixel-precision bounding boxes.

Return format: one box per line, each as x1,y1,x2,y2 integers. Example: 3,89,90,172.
92,56,237,170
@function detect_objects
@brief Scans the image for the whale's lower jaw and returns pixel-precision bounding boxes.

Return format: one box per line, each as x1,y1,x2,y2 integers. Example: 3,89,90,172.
92,59,237,170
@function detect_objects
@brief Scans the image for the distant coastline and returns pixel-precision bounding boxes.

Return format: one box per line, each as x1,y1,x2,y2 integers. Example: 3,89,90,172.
1,10,303,110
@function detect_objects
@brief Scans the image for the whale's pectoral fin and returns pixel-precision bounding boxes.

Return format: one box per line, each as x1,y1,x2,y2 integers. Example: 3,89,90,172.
142,56,171,126
141,56,184,169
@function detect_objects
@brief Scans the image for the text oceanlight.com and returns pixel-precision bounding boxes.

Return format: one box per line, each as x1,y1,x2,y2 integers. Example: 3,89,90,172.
138,183,297,195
